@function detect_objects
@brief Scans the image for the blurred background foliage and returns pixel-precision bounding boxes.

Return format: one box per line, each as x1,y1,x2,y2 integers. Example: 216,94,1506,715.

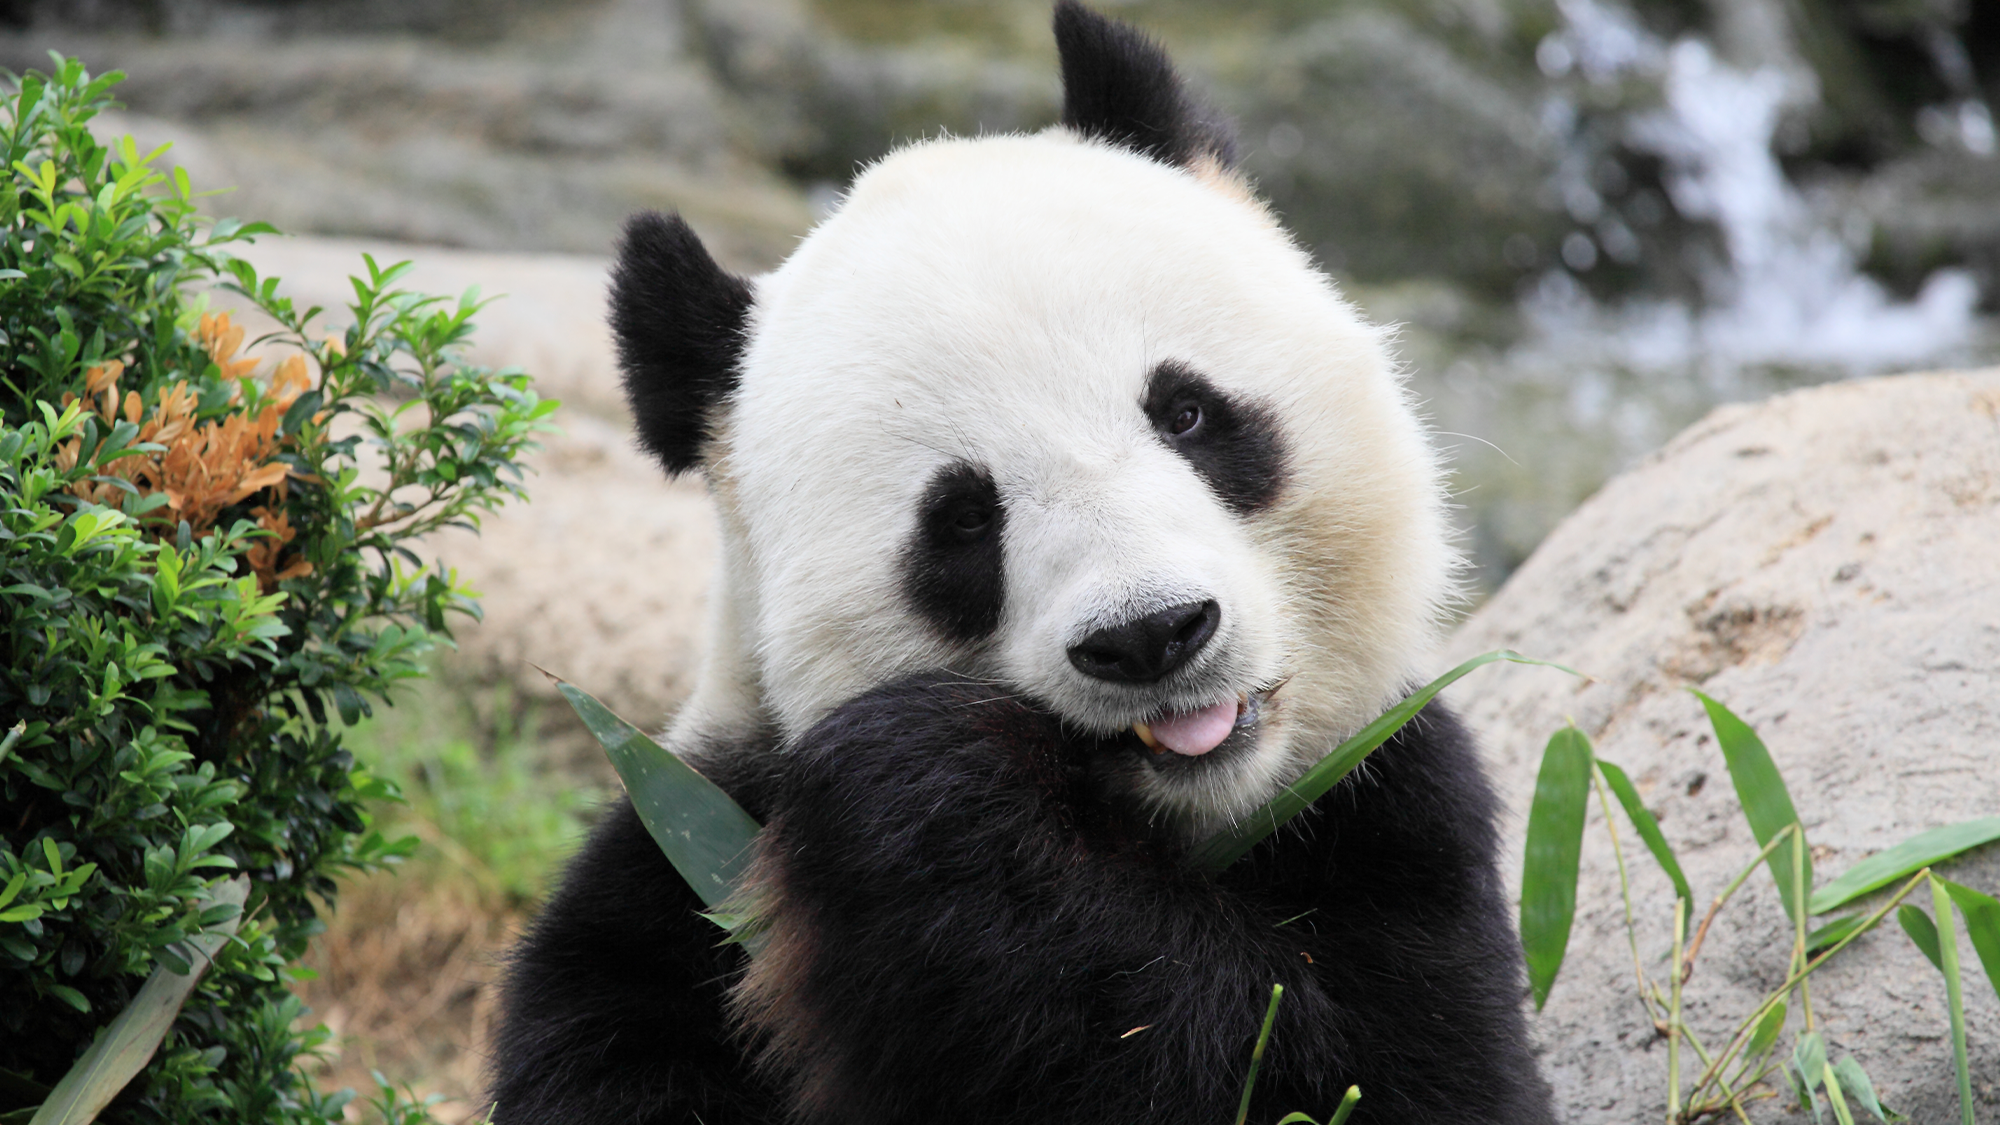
3,0,1995,1118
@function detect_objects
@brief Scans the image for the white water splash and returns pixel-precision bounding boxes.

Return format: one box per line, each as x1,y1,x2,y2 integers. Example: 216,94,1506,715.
1526,1,1981,375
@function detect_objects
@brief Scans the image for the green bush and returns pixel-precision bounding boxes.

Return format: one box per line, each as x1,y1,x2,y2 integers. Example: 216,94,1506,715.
0,56,553,1123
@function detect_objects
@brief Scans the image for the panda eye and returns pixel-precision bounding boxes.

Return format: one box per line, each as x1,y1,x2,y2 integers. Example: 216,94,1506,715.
950,503,993,537
1168,402,1203,437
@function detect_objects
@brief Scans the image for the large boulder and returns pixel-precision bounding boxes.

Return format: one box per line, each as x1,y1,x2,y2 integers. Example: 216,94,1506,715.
1446,369,2000,1122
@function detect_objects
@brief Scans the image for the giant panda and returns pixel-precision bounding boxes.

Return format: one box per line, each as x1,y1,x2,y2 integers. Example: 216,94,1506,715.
491,5,1556,1124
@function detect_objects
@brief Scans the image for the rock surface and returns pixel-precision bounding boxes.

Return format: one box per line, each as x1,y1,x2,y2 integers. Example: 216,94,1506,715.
1446,370,2000,1123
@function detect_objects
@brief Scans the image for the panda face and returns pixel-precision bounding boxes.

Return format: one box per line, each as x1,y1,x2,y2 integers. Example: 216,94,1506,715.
690,135,1454,835
611,12,1458,837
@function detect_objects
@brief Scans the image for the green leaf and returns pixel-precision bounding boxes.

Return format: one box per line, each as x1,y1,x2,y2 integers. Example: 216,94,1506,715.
1831,1057,1900,1124
1793,1030,1827,1087
1521,725,1592,1010
1787,1060,1825,1125
1806,916,1866,957
45,985,89,1013
1744,997,1787,1061
1939,879,2000,1007
1899,904,1942,970
1192,651,1580,871
1594,757,1692,908
29,877,246,1125
1823,1058,1858,1125
553,677,761,909
1693,691,1811,923
1811,818,2000,914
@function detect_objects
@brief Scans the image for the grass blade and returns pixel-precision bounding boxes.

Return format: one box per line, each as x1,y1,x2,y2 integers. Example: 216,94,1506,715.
1810,817,2000,914
1899,904,1942,970
1521,725,1593,1010
1693,691,1811,924
1595,757,1693,909
1930,876,1974,1125
1192,651,1580,872
551,677,761,908
1234,984,1284,1125
29,877,246,1125
1274,1087,1361,1125
1940,878,2000,1006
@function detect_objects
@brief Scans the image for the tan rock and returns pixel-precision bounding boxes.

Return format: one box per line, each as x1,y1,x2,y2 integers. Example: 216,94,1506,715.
1447,370,2000,1123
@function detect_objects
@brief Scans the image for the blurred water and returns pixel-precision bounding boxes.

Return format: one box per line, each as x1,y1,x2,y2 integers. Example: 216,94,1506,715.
1534,3,1981,373
1421,0,1996,587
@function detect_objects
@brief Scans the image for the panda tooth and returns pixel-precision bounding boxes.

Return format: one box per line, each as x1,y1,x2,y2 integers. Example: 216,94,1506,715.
1133,721,1160,751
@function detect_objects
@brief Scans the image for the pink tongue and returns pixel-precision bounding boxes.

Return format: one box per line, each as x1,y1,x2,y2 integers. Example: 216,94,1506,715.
1151,699,1239,757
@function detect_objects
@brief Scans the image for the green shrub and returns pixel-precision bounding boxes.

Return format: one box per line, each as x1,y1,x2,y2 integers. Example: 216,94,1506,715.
0,56,553,1123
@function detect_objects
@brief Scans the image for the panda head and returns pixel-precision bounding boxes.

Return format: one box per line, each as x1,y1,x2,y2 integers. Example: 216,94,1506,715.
612,1,1458,838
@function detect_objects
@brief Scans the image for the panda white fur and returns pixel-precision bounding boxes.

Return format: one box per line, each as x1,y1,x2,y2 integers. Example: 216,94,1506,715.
492,5,1555,1123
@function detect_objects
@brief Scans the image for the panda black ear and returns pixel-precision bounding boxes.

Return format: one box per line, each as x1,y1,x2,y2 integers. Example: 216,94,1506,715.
1052,0,1236,170
610,211,754,476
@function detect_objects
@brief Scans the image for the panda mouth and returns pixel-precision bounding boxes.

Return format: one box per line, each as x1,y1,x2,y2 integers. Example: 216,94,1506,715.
1131,691,1264,758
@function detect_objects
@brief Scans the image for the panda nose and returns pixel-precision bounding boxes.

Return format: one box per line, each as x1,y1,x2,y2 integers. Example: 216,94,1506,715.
1067,600,1220,684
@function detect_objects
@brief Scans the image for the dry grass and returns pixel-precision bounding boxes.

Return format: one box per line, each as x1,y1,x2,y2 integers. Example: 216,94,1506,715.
295,872,517,1124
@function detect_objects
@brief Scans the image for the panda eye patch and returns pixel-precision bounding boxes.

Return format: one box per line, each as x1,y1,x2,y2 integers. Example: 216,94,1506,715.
902,463,1007,642
1142,361,1289,516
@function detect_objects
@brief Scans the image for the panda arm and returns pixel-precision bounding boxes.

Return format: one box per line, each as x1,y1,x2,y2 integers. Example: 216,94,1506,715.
737,675,1546,1125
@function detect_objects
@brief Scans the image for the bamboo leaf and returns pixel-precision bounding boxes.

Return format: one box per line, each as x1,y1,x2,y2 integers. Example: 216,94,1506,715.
1693,691,1811,923
29,877,246,1125
1805,916,1866,957
1521,725,1593,1010
1831,1057,1900,1124
1810,818,2000,914
1793,1031,1827,1088
1192,651,1580,872
1930,876,1975,1125
1939,879,2000,1007
551,677,761,909
1594,757,1692,908
1822,1059,1857,1125
1744,997,1788,1061
1786,1062,1822,1125
1899,904,1942,970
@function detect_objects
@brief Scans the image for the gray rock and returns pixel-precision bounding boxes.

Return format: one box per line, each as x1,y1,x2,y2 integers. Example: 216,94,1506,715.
1446,369,2000,1122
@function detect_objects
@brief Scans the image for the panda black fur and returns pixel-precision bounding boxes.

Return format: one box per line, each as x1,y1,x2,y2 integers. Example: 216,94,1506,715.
492,5,1557,1123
